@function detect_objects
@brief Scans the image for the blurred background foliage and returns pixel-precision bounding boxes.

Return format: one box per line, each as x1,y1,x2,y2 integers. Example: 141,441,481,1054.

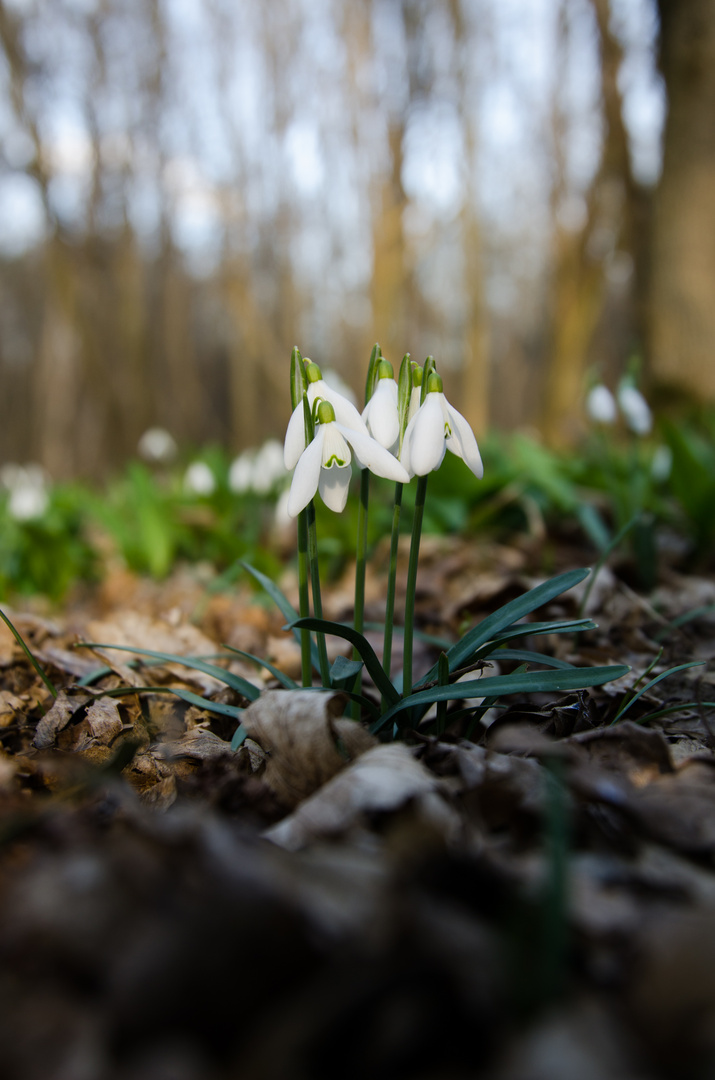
0,0,714,479
0,0,714,598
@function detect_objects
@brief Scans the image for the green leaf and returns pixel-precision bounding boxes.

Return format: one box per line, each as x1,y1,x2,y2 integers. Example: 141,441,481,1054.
78,643,260,701
472,618,597,658
364,342,381,405
610,660,705,725
290,345,306,410
492,650,575,670
241,560,321,670
231,723,248,750
288,617,400,706
0,607,58,699
330,655,364,683
220,644,299,690
371,664,630,734
97,683,245,721
415,568,591,687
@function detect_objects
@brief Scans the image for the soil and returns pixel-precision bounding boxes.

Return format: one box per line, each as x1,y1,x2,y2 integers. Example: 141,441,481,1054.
0,532,714,1080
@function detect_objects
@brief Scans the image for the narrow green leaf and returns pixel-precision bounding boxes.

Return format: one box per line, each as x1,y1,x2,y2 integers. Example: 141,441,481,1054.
364,342,381,405
220,644,299,690
492,650,575,669
78,643,260,701
0,607,58,699
96,683,245,721
330,656,364,683
288,617,400,706
231,723,248,750
472,619,597,658
610,661,705,725
371,664,630,734
241,560,320,670
415,568,591,688
290,345,305,410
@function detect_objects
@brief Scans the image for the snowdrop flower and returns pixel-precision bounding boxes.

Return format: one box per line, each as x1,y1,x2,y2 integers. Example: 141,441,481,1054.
138,427,178,464
284,361,368,470
287,400,410,517
252,438,288,494
4,465,50,521
618,384,652,436
401,373,483,479
184,461,216,496
362,359,400,452
586,384,617,425
228,450,255,494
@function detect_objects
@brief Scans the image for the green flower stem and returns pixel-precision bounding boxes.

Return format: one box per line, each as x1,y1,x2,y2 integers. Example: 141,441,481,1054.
402,474,428,701
382,481,403,693
296,509,312,687
306,498,331,687
351,468,371,718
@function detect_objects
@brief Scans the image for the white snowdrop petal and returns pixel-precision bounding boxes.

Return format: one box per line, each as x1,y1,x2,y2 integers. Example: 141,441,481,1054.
409,395,447,475
444,400,484,478
320,423,351,468
287,427,325,517
586,385,617,425
315,380,368,435
284,402,309,469
318,464,352,512
337,425,410,484
364,380,399,450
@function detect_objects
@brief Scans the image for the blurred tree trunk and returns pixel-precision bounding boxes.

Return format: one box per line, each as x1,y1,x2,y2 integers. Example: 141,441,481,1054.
648,0,715,401
542,0,642,447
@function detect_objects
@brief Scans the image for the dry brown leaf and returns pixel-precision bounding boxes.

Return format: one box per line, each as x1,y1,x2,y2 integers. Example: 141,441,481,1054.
241,689,376,808
156,726,232,761
264,742,452,850
85,697,124,744
32,690,92,750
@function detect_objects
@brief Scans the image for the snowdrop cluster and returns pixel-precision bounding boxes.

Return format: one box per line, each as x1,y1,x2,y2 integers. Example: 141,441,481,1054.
0,464,50,521
229,439,288,496
586,382,653,435
284,355,483,518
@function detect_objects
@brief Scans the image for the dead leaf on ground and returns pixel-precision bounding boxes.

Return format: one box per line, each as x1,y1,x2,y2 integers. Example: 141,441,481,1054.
240,689,377,808
265,742,455,851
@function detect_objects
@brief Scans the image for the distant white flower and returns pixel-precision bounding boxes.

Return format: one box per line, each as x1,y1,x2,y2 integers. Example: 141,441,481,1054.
287,400,410,517
228,450,256,494
252,438,288,494
284,362,368,470
362,369,400,452
586,384,617,425
651,444,673,482
138,427,178,464
618,384,652,436
2,464,50,521
401,375,483,479
184,461,216,496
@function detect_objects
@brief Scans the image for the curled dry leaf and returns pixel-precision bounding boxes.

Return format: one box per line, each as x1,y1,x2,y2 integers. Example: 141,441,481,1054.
85,697,124,744
265,742,453,851
240,689,377,809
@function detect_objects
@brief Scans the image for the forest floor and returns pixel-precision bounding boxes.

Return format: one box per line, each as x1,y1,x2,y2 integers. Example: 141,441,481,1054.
0,529,714,1080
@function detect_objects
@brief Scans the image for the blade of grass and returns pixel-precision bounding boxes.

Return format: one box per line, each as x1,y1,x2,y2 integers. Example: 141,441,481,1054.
0,607,58,699
77,643,261,701
610,661,705,725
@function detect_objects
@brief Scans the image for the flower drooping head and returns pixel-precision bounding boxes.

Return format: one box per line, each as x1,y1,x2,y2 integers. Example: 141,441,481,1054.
401,371,483,479
284,361,367,470
287,399,409,517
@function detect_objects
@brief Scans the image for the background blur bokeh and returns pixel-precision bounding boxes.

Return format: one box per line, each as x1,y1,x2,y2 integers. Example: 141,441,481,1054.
0,0,713,480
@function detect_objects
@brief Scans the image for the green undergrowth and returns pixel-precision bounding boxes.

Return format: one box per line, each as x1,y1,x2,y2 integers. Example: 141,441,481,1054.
1,406,714,602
